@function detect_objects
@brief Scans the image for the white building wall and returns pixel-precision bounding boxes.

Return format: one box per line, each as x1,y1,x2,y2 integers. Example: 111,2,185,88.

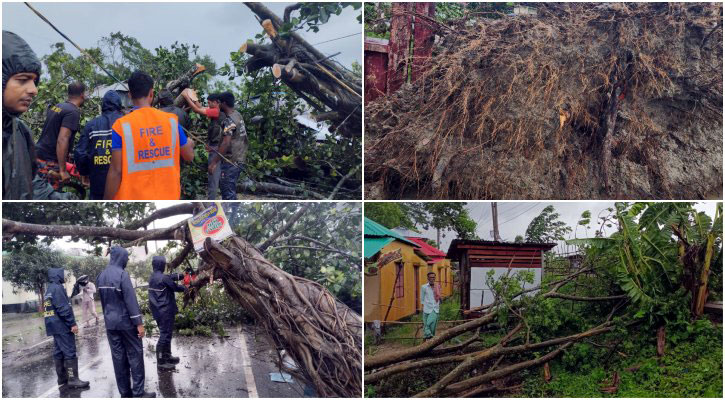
469,266,542,308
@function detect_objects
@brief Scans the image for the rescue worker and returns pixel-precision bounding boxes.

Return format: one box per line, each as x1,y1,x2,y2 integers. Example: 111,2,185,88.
180,89,224,199
97,246,156,398
2,31,71,200
74,90,124,199
35,81,86,187
104,70,195,200
147,256,186,369
183,267,198,288
214,91,248,200
71,275,99,326
44,267,90,389
158,89,190,130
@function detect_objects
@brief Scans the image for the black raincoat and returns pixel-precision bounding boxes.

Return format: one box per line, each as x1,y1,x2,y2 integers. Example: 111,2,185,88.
2,30,40,199
96,246,143,330
148,256,185,347
97,246,148,397
44,267,79,361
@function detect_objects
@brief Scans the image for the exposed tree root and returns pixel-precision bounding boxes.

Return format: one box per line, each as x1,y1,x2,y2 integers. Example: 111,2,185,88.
365,3,723,199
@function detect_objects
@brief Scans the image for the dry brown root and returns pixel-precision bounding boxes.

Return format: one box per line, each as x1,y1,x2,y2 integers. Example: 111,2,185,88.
364,2,723,200
186,236,361,398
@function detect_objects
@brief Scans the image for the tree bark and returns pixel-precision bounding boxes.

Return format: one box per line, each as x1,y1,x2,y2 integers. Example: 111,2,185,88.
2,219,178,241
192,236,361,397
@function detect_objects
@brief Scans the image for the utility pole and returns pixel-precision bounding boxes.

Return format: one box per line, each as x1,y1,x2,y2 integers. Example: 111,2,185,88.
436,228,441,249
491,202,501,242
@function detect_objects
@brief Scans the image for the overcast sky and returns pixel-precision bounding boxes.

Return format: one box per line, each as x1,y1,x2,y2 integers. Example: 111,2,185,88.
2,2,362,77
415,201,720,254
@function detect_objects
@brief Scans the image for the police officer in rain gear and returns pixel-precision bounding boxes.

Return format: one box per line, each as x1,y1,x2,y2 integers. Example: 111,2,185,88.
97,246,156,398
44,267,90,389
147,256,185,369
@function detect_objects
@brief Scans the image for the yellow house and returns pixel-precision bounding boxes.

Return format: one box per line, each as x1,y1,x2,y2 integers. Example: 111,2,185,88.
364,218,430,322
404,236,454,299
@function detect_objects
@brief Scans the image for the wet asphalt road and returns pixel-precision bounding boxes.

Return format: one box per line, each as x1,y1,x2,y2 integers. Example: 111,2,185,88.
2,323,308,398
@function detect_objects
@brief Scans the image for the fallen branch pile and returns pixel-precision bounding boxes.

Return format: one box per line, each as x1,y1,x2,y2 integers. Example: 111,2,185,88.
242,3,362,138
364,266,631,397
365,3,722,200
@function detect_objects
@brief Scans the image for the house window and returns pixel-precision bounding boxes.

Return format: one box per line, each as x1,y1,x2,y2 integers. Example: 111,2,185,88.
444,267,448,285
394,263,404,298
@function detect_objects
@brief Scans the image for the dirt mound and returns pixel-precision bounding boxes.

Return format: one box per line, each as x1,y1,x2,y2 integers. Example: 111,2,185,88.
365,3,723,199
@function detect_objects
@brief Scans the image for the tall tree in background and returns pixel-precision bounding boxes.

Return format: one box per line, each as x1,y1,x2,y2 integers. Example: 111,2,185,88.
365,202,477,246
525,205,572,243
2,246,67,312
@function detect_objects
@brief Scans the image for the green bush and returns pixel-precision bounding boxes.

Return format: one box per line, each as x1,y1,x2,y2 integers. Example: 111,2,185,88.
137,283,251,337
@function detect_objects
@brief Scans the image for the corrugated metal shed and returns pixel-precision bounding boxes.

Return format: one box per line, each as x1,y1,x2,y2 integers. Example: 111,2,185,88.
447,239,556,312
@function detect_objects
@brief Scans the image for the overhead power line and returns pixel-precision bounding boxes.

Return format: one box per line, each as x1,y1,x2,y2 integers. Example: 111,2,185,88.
499,202,542,225
24,2,127,90
312,32,361,46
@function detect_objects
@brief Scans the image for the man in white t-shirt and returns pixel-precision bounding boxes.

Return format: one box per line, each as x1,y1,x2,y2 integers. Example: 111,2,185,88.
420,272,441,340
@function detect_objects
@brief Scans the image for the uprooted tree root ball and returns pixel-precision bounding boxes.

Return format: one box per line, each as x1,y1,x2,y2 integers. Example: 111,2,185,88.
188,237,362,398
365,3,723,200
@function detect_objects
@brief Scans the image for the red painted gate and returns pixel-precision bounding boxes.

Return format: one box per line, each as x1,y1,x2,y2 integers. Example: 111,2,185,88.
364,2,436,104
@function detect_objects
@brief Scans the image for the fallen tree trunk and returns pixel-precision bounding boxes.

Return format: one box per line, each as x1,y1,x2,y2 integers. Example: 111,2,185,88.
192,236,361,397
237,180,325,200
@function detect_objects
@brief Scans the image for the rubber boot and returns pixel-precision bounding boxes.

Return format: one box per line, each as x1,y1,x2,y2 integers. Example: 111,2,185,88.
156,347,175,370
54,359,68,385
64,359,90,388
164,344,180,364
136,391,157,398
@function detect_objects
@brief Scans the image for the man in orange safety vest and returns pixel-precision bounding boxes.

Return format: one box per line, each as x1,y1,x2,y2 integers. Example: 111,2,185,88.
104,70,194,200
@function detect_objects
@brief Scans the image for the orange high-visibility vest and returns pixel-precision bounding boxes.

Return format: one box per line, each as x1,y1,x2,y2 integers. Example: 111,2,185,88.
112,107,181,200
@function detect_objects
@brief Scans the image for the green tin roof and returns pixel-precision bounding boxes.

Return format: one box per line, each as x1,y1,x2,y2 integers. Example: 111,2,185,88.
364,217,418,259
364,237,394,259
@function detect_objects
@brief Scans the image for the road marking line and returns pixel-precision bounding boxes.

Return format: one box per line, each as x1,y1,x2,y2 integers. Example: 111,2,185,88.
238,326,259,398
38,355,104,398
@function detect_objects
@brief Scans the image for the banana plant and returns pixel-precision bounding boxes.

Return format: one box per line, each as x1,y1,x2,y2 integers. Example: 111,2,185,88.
568,202,722,320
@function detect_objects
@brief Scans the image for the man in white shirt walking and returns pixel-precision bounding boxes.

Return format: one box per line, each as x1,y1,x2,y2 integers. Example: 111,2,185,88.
420,272,441,340
72,275,99,326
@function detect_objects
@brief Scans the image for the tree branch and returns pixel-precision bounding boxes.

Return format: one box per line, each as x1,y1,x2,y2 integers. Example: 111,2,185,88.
124,203,196,230
328,164,361,200
257,203,311,252
167,242,194,272
283,2,303,24
2,219,177,241
547,293,629,302
276,235,360,263
267,245,359,263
